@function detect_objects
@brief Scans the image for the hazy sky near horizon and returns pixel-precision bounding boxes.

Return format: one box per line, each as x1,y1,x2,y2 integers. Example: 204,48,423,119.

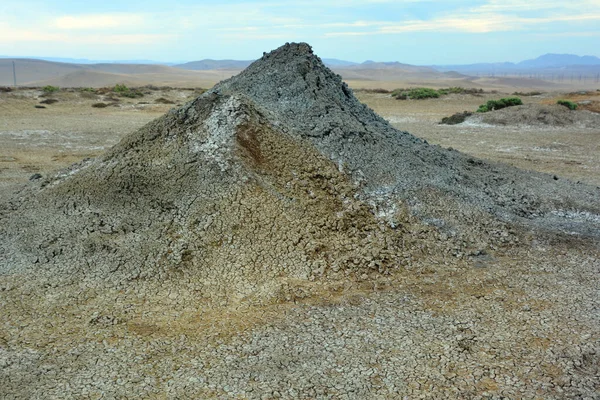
1,0,599,64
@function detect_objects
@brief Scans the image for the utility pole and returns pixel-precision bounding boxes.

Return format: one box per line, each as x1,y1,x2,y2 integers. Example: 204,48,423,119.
12,61,17,87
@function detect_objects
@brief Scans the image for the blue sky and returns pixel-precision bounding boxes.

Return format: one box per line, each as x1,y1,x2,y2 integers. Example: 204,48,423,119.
1,0,599,64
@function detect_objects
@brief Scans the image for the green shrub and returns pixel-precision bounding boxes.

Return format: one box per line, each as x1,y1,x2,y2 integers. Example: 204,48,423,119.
113,84,129,93
408,88,440,99
120,90,144,98
392,87,440,100
391,88,405,98
437,87,468,95
42,85,59,93
112,84,143,98
557,100,578,110
477,97,522,113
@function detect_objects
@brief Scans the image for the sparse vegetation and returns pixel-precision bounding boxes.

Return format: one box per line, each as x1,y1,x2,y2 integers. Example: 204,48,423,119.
557,100,578,110
440,111,473,125
42,85,59,94
92,102,109,108
39,99,58,105
357,88,392,94
392,87,484,100
477,97,523,113
113,84,144,98
392,87,440,100
34,105,46,109
437,87,483,95
513,91,543,96
155,97,175,104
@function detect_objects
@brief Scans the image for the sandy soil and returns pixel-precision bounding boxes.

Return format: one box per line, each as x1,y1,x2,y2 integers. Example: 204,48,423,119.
0,87,197,189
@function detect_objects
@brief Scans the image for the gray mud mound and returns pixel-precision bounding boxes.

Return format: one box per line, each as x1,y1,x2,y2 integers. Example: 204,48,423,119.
0,94,416,299
1,42,599,293
214,44,600,235
466,103,600,128
1,43,599,399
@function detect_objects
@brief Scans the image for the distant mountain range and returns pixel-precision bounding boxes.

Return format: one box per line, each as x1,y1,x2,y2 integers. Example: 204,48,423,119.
433,54,600,76
174,59,253,70
0,56,180,65
2,53,598,73
1,53,598,88
171,53,600,79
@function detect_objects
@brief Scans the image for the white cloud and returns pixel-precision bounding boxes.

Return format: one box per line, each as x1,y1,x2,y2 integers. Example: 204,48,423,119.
0,23,172,45
54,14,145,30
324,3,600,36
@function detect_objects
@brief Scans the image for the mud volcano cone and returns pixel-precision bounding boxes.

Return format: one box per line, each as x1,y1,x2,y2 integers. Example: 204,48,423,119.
1,43,599,300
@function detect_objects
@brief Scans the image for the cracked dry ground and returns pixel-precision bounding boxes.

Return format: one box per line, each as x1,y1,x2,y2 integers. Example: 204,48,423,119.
1,223,599,398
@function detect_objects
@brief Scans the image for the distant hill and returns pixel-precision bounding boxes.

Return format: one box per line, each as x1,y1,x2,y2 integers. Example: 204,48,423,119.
322,58,358,67
175,58,361,70
433,53,600,78
174,59,254,70
0,58,238,87
349,61,427,70
518,54,600,68
0,56,177,65
332,63,466,82
0,58,82,86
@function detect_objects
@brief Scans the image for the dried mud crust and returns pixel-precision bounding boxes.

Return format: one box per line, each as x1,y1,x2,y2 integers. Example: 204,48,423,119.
0,241,598,399
466,103,600,128
1,42,599,399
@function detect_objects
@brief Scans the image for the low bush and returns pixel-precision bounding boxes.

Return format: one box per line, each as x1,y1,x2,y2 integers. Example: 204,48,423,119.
477,97,523,113
440,111,473,125
155,97,175,104
39,99,58,105
557,100,578,110
42,85,59,94
437,87,480,95
113,84,144,98
513,91,543,96
113,84,129,93
393,87,440,100
121,91,144,98
92,102,108,108
393,87,485,99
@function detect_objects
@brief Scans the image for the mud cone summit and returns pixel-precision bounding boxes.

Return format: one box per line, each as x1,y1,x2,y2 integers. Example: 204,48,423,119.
1,43,599,398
